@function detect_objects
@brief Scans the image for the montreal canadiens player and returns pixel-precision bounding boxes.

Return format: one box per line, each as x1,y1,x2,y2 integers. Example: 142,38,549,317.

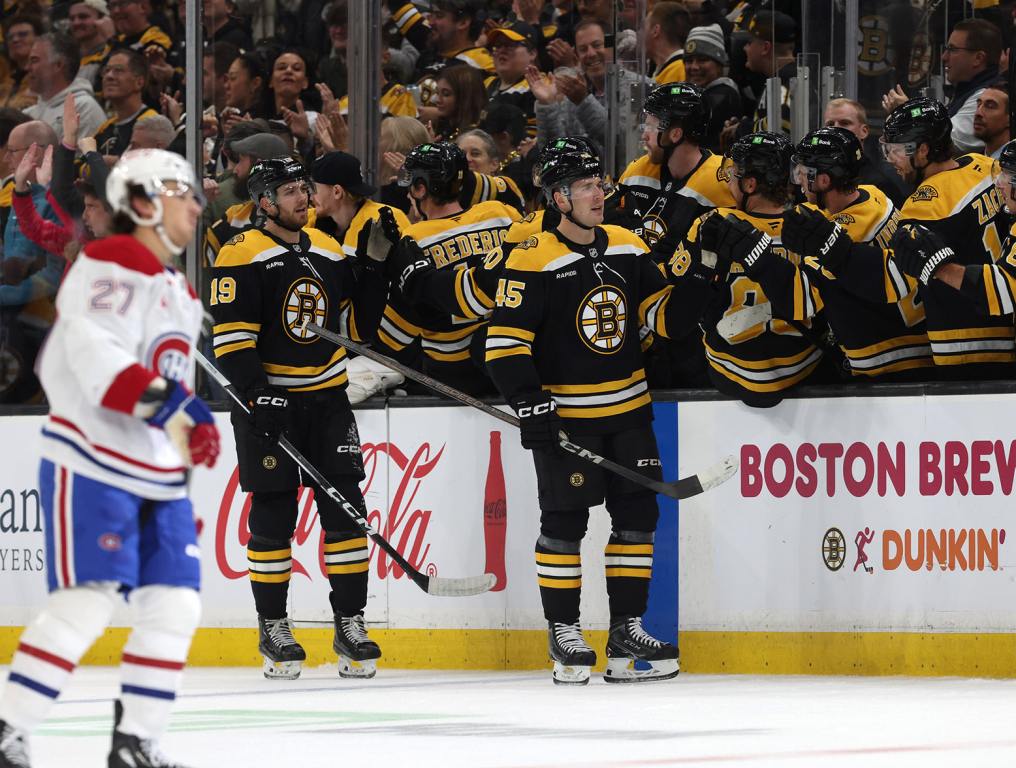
0,149,220,768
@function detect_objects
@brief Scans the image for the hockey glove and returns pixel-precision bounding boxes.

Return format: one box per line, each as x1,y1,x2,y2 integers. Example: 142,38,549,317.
890,224,955,286
510,391,562,452
781,206,852,271
707,214,774,277
360,207,401,265
247,386,290,442
146,380,221,468
387,236,434,295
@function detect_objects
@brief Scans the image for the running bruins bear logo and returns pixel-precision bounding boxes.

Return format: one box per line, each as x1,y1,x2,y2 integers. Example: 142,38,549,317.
833,213,856,226
576,285,627,354
910,185,939,203
283,277,327,343
514,236,538,251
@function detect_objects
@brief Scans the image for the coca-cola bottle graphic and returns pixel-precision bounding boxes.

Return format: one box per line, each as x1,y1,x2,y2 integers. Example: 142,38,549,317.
483,430,507,591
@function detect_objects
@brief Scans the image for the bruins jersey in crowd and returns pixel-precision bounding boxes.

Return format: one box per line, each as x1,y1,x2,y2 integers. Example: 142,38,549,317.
671,209,824,404
898,154,1015,370
205,201,318,266
460,169,525,211
376,200,520,393
958,217,1016,318
802,186,932,378
617,151,736,255
653,52,685,84
92,106,159,158
485,225,695,435
485,76,537,138
338,80,418,119
210,226,387,395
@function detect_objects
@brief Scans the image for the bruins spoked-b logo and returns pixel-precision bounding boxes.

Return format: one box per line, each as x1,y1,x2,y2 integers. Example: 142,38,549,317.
283,277,327,343
576,285,626,354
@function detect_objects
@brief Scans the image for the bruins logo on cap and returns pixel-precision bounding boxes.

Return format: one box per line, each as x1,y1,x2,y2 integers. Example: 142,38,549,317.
569,472,584,487
686,40,698,54
263,455,278,470
910,185,939,202
283,277,327,343
576,285,627,354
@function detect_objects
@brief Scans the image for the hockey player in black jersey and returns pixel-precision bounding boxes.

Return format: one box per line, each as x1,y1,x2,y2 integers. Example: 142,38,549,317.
210,158,394,680
485,147,691,685
892,139,1016,328
880,98,1014,376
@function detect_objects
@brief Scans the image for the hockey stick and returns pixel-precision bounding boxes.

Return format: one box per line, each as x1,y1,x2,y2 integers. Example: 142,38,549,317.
194,350,496,597
304,322,738,500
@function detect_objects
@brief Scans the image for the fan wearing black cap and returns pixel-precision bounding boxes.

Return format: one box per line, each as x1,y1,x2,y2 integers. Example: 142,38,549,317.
747,128,933,381
665,132,826,408
880,97,1014,378
484,145,689,686
311,150,411,259
376,141,521,395
210,156,395,681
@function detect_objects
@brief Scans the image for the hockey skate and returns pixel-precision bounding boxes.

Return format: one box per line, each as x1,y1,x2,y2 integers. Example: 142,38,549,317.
108,700,190,768
333,614,381,678
548,622,596,685
603,616,679,683
258,616,306,680
0,719,29,768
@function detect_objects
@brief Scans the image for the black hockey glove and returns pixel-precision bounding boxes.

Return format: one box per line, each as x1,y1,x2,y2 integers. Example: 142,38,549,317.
358,207,401,268
387,236,434,295
890,223,955,286
510,391,562,452
247,386,290,441
704,214,773,277
781,206,852,271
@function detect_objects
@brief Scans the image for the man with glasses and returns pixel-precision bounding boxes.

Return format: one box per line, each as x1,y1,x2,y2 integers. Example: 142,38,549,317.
484,145,682,686
210,157,394,681
0,16,45,111
92,49,159,159
486,21,539,140
0,148,219,768
881,97,1014,378
882,18,1002,155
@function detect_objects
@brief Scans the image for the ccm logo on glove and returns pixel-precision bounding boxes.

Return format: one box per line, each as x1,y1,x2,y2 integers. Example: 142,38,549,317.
254,394,288,408
517,400,557,418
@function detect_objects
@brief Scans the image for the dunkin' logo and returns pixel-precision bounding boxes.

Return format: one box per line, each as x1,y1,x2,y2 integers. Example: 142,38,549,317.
215,441,442,581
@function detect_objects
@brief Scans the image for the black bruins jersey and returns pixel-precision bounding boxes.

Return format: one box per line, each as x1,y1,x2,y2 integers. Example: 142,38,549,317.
670,208,824,400
205,201,319,266
92,106,159,158
959,218,1016,319
485,76,537,138
461,170,525,211
485,226,694,435
617,151,736,255
898,154,1015,369
376,200,520,390
210,226,387,395
802,186,932,378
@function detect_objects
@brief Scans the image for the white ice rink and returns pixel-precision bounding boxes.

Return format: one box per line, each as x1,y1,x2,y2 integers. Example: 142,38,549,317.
7,666,1016,767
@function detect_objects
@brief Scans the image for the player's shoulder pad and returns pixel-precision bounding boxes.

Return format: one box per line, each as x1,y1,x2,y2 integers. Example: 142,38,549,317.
305,227,345,258
503,231,571,272
82,235,164,276
600,224,649,254
469,198,521,225
214,228,276,267
618,153,661,186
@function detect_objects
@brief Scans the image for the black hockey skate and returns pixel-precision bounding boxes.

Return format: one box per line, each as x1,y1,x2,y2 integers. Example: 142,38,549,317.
108,700,190,768
604,616,679,683
333,613,381,678
0,719,29,768
548,621,596,685
258,616,306,680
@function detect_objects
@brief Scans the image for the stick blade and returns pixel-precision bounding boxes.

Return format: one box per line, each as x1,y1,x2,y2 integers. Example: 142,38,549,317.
426,572,497,597
697,454,739,492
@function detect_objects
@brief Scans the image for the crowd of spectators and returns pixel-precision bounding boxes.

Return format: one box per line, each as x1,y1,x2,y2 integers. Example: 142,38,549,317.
0,0,1014,404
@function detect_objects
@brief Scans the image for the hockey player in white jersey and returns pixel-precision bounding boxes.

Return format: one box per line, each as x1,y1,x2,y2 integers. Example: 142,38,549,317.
0,149,220,768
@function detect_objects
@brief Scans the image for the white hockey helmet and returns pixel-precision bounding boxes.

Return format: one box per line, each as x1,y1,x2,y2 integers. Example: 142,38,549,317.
106,149,202,255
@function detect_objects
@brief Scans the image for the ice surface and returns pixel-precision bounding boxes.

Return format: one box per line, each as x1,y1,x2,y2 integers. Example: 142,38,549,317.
9,667,1016,767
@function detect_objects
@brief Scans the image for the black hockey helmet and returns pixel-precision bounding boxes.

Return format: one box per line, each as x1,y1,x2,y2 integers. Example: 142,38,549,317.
792,126,863,190
247,156,309,206
533,136,599,188
881,97,952,161
997,139,1016,174
642,81,709,145
398,142,468,202
728,131,793,191
992,139,1016,208
539,146,603,197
